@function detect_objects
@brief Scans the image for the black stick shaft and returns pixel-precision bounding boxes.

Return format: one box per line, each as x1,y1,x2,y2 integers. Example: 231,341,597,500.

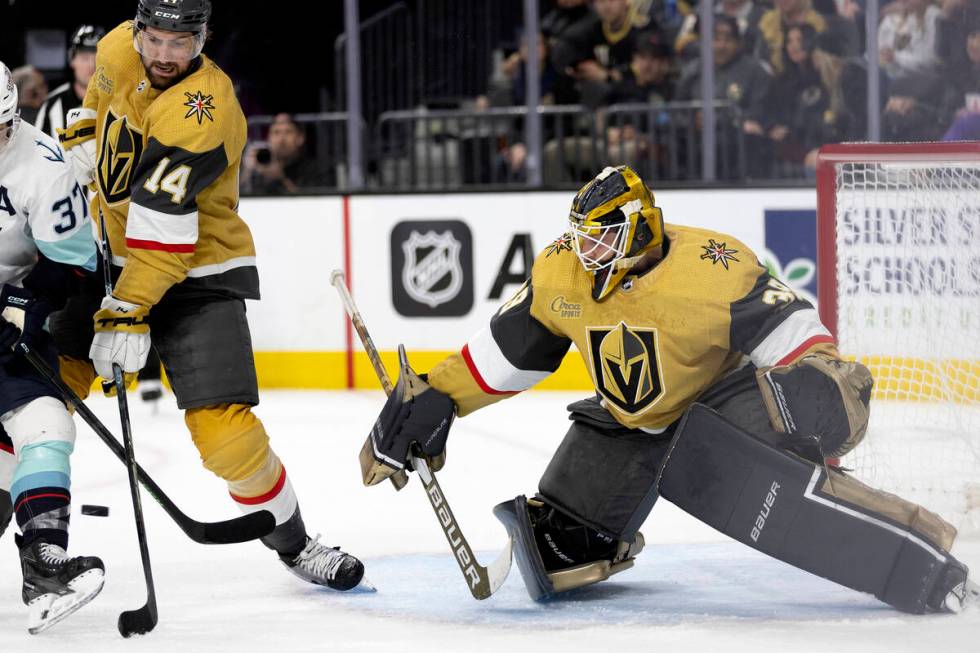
19,344,274,544
114,363,158,636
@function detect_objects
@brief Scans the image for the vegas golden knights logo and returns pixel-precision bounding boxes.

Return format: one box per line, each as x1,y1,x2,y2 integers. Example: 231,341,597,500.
97,109,144,205
587,322,664,415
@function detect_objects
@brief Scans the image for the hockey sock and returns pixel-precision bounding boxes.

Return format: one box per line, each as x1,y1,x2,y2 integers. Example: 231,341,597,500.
11,441,73,549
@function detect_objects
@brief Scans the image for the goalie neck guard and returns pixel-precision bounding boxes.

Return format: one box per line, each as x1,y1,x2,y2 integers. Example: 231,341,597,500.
568,165,664,301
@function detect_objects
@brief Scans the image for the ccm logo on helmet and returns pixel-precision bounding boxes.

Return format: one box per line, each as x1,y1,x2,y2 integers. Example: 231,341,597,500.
750,481,780,542
155,11,180,18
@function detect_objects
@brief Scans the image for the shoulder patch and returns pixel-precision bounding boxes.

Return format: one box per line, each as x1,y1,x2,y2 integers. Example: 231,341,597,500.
183,91,215,124
545,232,574,257
699,238,740,270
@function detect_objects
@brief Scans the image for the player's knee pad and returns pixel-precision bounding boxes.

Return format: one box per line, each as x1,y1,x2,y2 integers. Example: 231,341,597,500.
494,494,644,601
1,397,76,450
757,354,873,459
537,398,671,541
185,404,272,483
659,403,960,614
58,355,97,402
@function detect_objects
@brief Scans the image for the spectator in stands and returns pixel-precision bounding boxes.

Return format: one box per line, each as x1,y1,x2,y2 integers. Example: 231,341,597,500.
608,33,674,104
674,0,766,60
11,65,47,125
754,0,828,74
242,113,329,195
676,15,770,125
941,22,980,140
491,30,559,107
761,24,865,175
541,32,676,184
542,0,594,39
878,0,942,81
936,0,980,72
550,0,654,107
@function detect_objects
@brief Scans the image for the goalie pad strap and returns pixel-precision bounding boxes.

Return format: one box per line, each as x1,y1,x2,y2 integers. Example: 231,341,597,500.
658,404,956,614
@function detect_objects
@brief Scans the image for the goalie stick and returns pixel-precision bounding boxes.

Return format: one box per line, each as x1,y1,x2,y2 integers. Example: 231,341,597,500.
19,343,276,546
330,269,512,600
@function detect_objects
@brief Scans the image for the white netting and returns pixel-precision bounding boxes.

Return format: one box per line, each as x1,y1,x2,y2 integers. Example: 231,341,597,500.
834,159,980,533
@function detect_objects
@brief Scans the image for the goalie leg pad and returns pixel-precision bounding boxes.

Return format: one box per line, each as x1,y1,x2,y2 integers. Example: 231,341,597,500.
494,495,644,601
537,397,671,541
658,403,961,614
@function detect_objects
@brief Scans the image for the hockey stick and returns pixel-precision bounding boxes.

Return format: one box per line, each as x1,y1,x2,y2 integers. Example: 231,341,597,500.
111,362,158,636
94,212,157,635
330,269,512,600
19,344,275,545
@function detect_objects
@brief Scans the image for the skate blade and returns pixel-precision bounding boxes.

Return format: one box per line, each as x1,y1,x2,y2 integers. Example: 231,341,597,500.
350,575,377,593
27,569,105,635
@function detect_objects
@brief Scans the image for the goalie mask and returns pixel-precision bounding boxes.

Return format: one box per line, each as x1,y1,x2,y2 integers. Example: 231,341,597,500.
568,165,665,301
0,62,19,152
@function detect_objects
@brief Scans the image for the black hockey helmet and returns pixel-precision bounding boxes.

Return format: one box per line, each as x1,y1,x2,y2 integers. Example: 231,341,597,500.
136,0,211,34
69,25,105,59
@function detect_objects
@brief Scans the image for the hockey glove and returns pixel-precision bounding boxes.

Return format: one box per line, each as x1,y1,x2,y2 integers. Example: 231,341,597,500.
757,354,873,460
89,296,151,380
360,345,456,486
56,107,98,186
0,285,54,364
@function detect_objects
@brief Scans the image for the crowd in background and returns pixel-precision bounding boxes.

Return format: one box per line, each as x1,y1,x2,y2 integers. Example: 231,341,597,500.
7,0,980,191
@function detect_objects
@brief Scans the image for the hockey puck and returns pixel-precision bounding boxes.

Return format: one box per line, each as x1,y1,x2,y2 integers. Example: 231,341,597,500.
81,504,110,517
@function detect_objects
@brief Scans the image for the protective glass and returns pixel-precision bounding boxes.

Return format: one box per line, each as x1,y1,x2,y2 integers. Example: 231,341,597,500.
134,23,205,62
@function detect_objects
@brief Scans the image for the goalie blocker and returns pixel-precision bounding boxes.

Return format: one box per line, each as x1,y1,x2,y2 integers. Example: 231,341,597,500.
659,404,970,614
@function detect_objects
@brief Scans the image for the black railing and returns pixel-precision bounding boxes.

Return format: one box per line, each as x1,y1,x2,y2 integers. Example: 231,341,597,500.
372,102,746,190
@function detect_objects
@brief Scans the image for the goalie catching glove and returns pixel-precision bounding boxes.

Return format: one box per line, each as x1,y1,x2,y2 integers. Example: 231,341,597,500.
360,345,456,486
757,354,873,461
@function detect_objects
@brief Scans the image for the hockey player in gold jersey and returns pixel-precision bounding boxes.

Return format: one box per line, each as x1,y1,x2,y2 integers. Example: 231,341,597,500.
53,0,367,591
365,165,978,613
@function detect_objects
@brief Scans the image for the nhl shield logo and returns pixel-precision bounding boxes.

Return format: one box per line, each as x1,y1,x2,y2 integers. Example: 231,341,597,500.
401,230,463,308
391,220,474,317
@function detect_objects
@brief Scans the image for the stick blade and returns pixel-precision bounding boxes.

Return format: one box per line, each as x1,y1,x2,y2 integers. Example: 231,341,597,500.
199,509,276,545
118,604,157,637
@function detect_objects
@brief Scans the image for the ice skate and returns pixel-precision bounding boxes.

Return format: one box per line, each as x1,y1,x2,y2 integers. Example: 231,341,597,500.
279,534,372,592
938,573,979,614
18,535,105,634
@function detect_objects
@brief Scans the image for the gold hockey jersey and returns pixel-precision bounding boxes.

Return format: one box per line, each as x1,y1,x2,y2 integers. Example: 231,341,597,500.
81,22,257,307
428,223,838,431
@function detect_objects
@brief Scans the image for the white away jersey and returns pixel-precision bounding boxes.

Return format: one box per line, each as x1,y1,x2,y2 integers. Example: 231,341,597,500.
0,120,97,286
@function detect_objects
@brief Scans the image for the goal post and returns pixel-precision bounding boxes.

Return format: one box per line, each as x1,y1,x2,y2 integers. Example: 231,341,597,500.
815,141,980,533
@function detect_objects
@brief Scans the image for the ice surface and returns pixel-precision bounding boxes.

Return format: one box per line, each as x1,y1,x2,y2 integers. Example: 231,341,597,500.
0,390,976,651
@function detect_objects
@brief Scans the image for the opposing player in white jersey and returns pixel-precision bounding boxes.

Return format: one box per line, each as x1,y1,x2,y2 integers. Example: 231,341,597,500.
0,61,104,634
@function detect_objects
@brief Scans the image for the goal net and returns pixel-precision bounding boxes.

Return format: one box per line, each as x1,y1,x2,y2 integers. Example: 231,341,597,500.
816,142,980,534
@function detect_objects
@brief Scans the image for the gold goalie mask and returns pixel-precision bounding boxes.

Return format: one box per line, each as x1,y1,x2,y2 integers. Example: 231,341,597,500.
568,165,665,301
